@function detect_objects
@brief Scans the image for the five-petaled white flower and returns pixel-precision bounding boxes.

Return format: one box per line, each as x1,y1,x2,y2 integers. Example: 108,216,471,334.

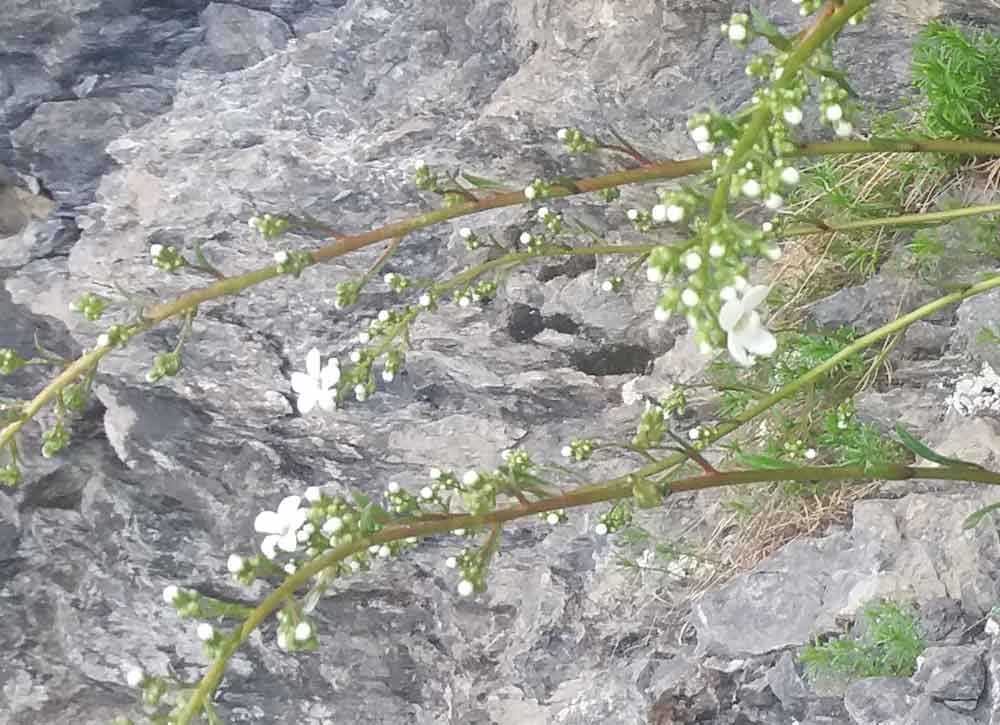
254,495,308,558
718,284,777,367
291,348,340,414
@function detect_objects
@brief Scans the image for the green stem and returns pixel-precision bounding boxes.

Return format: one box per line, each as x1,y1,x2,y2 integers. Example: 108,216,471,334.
175,459,1000,723
785,201,1000,236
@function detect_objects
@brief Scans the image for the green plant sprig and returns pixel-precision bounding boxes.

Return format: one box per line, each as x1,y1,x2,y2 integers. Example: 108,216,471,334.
174,458,1000,723
4,135,1000,464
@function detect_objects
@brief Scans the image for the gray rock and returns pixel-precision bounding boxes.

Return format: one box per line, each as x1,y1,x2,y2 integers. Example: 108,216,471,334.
844,677,917,725
952,290,1000,372
904,695,979,725
912,645,985,703
182,4,293,73
918,598,971,644
766,651,813,714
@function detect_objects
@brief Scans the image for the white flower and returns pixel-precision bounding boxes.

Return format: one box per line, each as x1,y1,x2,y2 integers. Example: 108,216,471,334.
294,621,313,642
654,306,671,322
987,619,1000,637
354,384,367,401
783,107,803,126
429,467,442,480
762,221,774,233
358,331,371,345
462,470,480,486
825,104,844,122
666,205,685,223
414,159,426,171
524,185,536,200
149,244,163,258
688,427,701,441
445,556,458,569
546,512,560,525
290,348,339,414
696,141,716,155
459,227,472,239
277,631,289,650
718,284,778,367
254,495,308,558
684,252,702,271
419,293,432,307
537,206,550,220
690,125,710,144
764,245,782,261
709,243,726,258
835,120,853,137
741,179,761,198
626,208,639,221
97,333,111,348
601,280,614,292
728,23,747,42
561,446,572,458
420,486,434,500
162,585,180,605
681,288,699,307
378,309,390,323
453,528,466,536
458,296,470,308
125,667,145,688
197,623,215,642
647,266,664,283
304,486,322,503
378,545,391,558
227,554,245,574
804,448,817,460
651,204,668,223
764,193,784,210
350,349,362,363
457,580,475,597
520,231,532,245
322,517,343,535
557,128,569,141
780,167,801,185
274,251,289,265
387,481,401,494
595,523,609,536
382,370,394,383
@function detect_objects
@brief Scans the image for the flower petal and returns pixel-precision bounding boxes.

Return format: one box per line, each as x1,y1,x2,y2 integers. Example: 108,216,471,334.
741,315,777,357
317,392,337,412
261,535,279,559
727,332,753,367
305,348,321,379
254,510,283,534
742,285,770,310
291,372,315,394
320,362,341,390
718,298,743,332
277,531,299,553
287,508,308,532
277,495,302,519
297,390,318,415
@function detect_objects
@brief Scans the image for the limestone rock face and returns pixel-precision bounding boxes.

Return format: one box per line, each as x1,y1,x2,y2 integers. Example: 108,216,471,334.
2,1,1000,724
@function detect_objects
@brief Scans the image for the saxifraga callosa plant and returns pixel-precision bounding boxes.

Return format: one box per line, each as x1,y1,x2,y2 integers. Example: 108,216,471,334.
3,2,1000,722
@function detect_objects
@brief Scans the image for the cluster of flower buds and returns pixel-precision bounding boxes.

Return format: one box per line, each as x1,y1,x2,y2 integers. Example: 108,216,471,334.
41,422,70,458
600,276,623,293
249,213,290,240
455,280,498,307
145,351,181,384
595,499,633,536
556,127,599,154
412,160,442,192
561,438,594,462
334,279,361,310
149,243,185,273
536,206,563,235
523,177,554,201
273,249,312,278
0,348,27,375
721,12,750,46
458,227,481,250
69,292,108,321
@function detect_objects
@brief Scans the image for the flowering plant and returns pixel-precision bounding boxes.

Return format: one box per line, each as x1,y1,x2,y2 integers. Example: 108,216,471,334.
3,2,1000,722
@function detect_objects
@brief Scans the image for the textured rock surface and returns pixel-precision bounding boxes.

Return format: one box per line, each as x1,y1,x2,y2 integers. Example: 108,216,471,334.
2,1,1000,724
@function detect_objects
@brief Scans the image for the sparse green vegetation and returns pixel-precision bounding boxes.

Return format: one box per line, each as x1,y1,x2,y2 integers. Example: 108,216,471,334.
799,600,925,683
